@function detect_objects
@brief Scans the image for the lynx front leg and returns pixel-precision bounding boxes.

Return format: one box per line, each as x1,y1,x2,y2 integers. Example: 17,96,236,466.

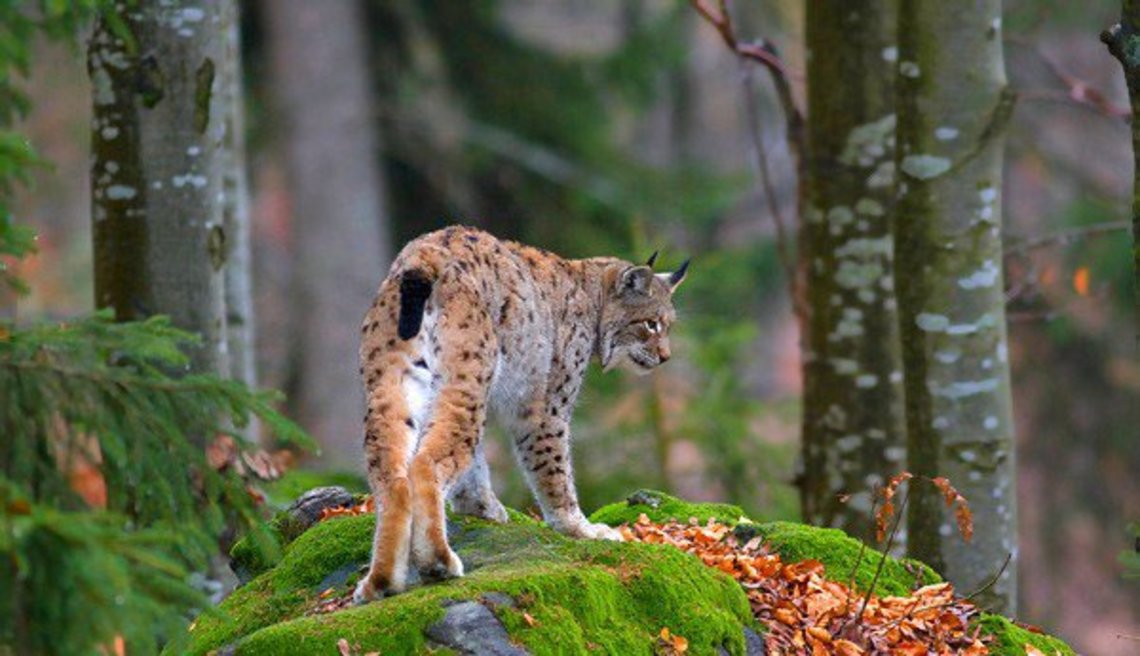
510,409,622,541
448,442,509,523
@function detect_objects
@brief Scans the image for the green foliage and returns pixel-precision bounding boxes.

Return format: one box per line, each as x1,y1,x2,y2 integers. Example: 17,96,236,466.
0,308,314,654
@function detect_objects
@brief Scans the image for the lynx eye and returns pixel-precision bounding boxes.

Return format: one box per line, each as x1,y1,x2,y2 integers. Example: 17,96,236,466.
643,319,661,334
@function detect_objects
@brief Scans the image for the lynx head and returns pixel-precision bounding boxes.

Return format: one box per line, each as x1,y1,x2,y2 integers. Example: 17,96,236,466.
599,253,689,375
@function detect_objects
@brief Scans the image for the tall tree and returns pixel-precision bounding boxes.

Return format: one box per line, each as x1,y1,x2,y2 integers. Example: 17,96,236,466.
89,2,231,377
894,0,1017,613
264,0,392,468
220,0,256,395
1103,3,1140,344
800,0,906,542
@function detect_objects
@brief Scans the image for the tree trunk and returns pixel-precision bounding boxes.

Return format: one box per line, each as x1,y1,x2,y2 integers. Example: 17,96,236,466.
800,0,906,543
264,0,392,469
220,1,256,393
1102,2,1140,347
895,0,1017,613
90,2,230,378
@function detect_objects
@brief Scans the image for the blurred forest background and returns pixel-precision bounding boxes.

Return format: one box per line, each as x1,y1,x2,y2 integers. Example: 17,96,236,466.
6,0,1140,653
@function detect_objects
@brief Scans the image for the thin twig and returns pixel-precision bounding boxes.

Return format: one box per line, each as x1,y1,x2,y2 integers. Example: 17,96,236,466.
688,0,809,321
1006,35,1130,120
1004,219,1131,258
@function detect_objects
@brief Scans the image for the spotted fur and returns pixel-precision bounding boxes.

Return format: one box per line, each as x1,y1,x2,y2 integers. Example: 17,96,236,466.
353,225,687,602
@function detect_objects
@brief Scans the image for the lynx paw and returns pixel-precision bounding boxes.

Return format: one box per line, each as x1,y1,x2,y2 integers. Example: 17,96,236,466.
418,548,465,583
558,519,624,542
353,570,406,604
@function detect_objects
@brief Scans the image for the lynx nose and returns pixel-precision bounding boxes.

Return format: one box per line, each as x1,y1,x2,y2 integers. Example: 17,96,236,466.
657,344,671,363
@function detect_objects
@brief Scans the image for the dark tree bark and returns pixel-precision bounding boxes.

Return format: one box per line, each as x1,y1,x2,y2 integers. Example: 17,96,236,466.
1102,2,1140,345
895,0,1018,614
264,0,392,469
90,2,230,377
800,0,906,543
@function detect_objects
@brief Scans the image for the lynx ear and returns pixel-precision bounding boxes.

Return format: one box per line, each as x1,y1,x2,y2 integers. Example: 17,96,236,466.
645,250,660,268
656,258,690,293
618,265,654,296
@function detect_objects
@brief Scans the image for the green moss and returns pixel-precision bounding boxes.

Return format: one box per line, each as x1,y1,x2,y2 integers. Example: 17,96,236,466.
744,520,940,597
976,614,1075,656
589,489,747,527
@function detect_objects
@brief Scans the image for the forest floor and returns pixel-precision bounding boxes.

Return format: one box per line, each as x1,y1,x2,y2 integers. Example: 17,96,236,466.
186,490,1074,655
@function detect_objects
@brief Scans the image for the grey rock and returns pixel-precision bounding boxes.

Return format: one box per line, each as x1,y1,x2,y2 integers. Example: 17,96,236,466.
425,600,529,655
716,628,766,656
286,486,357,533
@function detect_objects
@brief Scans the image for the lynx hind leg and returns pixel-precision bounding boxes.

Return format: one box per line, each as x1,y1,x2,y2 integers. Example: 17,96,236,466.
355,286,424,604
410,288,497,581
448,442,509,523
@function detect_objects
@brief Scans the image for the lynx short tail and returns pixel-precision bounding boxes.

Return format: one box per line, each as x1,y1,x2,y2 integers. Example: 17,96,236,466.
397,269,433,340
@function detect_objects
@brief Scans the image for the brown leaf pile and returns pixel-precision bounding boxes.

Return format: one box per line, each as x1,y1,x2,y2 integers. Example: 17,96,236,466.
621,514,988,655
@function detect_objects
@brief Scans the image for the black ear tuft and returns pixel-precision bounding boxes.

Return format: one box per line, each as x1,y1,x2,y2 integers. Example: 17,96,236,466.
668,258,690,290
619,265,654,295
645,250,659,268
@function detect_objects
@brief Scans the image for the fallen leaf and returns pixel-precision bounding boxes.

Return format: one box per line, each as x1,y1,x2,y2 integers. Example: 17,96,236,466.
337,638,350,656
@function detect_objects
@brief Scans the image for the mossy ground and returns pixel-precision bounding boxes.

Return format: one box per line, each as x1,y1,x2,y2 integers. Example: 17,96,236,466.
189,508,753,655
189,490,1074,655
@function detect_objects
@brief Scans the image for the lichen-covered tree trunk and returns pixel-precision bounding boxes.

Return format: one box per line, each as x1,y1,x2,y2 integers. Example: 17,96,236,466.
219,1,256,394
90,2,230,377
1103,2,1140,344
265,0,392,468
800,0,906,542
895,0,1017,613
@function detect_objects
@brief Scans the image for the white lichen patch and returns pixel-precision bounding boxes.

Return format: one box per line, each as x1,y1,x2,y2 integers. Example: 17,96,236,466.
830,358,859,375
932,378,999,399
934,126,959,141
885,446,906,462
984,416,999,430
900,154,952,180
932,416,951,430
881,46,898,62
839,114,896,167
957,260,1000,290
101,126,120,140
979,186,998,205
106,185,137,200
835,236,892,259
855,374,879,389
854,198,884,216
836,434,863,453
867,161,895,188
899,61,921,78
889,371,903,384
934,348,962,364
172,174,209,189
915,313,949,332
835,261,885,290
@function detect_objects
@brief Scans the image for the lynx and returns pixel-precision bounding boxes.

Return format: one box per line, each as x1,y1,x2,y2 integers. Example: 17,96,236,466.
353,225,688,602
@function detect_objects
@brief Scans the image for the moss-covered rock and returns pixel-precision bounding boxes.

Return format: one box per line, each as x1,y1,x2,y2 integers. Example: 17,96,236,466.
975,614,1075,656
589,489,748,527
188,490,1075,655
188,510,755,655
